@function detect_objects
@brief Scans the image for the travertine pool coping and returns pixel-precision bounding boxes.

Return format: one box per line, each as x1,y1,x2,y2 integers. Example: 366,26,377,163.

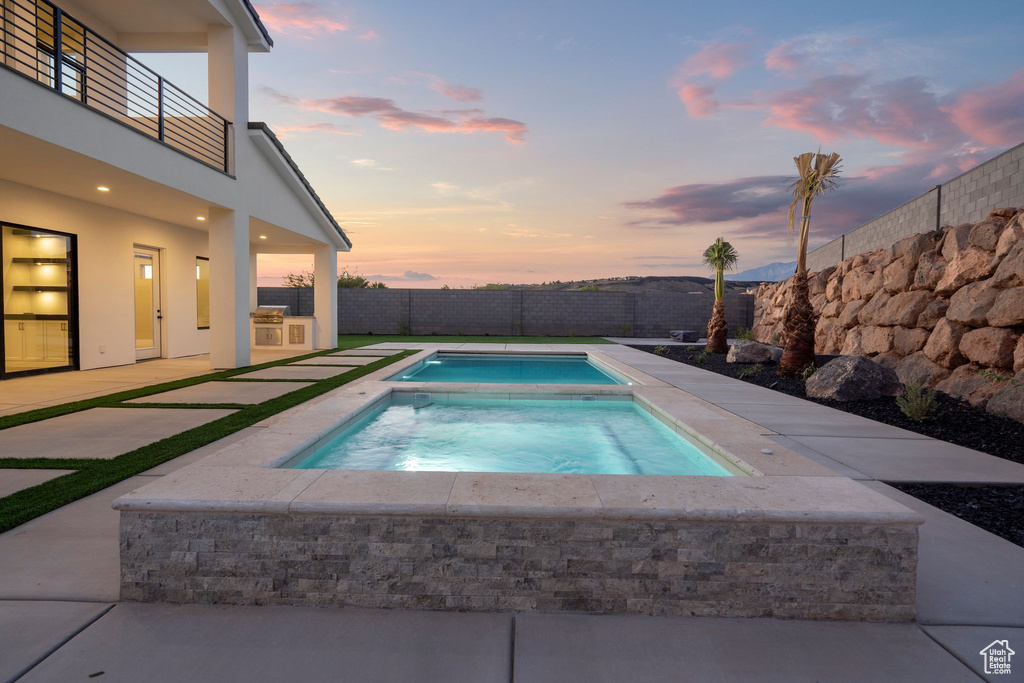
113,349,922,529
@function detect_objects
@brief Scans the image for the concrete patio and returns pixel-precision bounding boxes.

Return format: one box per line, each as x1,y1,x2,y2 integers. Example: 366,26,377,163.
0,341,1021,681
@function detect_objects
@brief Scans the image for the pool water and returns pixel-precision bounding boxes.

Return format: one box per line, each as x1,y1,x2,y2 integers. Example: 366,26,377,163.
391,353,627,385
290,395,731,476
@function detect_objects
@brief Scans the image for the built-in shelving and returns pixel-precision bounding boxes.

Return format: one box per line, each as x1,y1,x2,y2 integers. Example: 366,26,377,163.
10,258,69,265
11,286,69,292
3,314,70,321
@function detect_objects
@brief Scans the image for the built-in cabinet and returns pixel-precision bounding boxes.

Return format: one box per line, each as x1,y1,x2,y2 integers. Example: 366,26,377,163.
1,224,78,378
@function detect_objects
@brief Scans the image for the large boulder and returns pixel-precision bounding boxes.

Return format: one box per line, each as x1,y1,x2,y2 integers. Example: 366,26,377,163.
1017,336,1024,373
934,247,998,295
894,230,941,266
893,327,930,356
839,300,866,328
987,371,1024,423
968,211,1013,251
941,223,974,260
895,352,952,388
935,364,1004,408
923,318,970,368
842,269,879,302
840,328,864,356
809,267,835,297
959,328,1020,369
917,297,949,330
912,250,946,290
987,287,1024,327
945,279,998,326
882,259,914,293
820,300,844,319
995,216,1023,260
857,291,891,326
814,318,844,355
805,356,903,401
860,326,895,355
726,341,774,364
993,240,1024,289
873,352,903,371
877,290,935,327
825,272,843,300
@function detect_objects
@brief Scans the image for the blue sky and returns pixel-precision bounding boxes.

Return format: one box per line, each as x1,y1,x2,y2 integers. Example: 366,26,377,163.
139,1,1024,286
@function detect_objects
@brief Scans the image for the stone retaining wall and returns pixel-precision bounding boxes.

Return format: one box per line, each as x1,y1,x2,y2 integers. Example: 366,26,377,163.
120,511,917,621
754,207,1024,421
257,288,755,338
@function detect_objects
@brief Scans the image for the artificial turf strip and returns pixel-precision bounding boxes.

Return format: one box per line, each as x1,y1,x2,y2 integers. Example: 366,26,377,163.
0,347,341,432
0,351,416,534
337,334,614,345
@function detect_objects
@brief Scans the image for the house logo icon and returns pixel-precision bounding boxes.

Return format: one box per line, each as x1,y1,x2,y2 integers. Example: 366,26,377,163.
980,640,1014,675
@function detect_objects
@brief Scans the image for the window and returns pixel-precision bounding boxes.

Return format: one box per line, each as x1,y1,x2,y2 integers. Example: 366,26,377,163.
196,257,210,329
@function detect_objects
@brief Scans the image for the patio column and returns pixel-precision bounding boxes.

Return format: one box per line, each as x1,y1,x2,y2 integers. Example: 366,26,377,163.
208,24,248,174
313,243,338,350
249,250,258,312
208,208,250,368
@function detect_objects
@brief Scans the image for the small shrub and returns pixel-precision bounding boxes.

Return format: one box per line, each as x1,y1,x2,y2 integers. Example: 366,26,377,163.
896,381,938,422
694,350,709,366
579,285,601,292
653,345,670,356
734,327,755,341
398,322,411,336
621,323,633,336
799,363,817,380
769,332,782,345
978,368,1013,382
737,362,765,379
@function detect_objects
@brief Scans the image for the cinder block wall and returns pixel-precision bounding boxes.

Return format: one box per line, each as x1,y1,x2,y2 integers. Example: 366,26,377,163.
806,142,1024,271
259,288,756,338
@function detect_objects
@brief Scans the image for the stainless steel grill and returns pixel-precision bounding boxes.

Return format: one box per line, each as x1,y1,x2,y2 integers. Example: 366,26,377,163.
251,305,289,324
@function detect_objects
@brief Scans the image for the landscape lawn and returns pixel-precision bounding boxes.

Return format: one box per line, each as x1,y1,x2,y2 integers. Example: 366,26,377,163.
337,334,613,346
0,349,416,534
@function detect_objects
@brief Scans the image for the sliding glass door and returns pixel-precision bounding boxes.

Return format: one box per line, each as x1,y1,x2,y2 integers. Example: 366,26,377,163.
1,223,78,378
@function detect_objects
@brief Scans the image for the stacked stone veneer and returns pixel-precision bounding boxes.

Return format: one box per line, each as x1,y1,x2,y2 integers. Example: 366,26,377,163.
120,511,917,621
754,208,1024,421
806,142,1024,272
256,288,755,337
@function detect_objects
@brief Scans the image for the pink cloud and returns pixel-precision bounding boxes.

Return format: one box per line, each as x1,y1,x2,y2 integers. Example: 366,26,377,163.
680,42,749,79
945,68,1024,147
434,82,484,103
263,88,526,144
356,30,378,40
764,40,806,72
676,83,720,118
254,2,349,38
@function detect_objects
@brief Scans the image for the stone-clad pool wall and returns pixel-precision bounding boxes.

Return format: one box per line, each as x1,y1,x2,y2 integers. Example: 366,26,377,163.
120,512,917,621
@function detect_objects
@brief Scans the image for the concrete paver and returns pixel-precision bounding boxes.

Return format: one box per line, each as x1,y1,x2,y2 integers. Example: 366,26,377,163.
237,366,351,380
290,356,378,366
513,613,978,683
0,469,74,498
0,600,112,683
20,603,513,683
0,408,235,460
0,476,156,602
713,401,932,438
864,482,1024,627
764,435,871,480
792,436,1024,483
126,381,308,405
922,625,1024,682
141,427,266,476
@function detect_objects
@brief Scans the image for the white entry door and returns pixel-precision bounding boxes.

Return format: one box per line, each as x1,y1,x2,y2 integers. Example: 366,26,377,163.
134,247,162,360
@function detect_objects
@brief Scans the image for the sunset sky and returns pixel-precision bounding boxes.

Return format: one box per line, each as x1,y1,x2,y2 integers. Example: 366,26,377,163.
144,1,1024,287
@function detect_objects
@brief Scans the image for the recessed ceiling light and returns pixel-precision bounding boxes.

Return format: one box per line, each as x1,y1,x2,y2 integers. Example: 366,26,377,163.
259,235,268,239
97,186,110,192
196,216,206,221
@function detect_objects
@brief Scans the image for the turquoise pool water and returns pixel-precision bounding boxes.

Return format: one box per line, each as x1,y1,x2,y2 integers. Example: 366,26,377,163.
289,395,731,476
391,353,627,385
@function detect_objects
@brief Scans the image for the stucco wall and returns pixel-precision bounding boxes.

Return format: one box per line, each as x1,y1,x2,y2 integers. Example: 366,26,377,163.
258,287,755,338
807,142,1024,271
1,179,210,371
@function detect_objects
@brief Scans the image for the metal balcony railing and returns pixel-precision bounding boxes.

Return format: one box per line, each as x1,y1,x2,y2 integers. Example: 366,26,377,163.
0,0,231,173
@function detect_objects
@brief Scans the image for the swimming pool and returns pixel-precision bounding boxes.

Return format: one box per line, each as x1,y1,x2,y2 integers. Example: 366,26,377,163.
390,353,628,385
288,394,731,476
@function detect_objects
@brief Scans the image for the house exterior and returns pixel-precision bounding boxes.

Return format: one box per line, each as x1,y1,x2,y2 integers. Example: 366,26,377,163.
0,0,349,379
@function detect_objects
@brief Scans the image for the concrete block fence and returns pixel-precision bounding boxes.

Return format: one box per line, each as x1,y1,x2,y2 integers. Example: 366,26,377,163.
257,287,754,338
807,141,1024,272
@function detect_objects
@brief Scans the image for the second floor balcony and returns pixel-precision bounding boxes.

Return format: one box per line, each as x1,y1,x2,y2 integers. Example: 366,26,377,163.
0,0,231,173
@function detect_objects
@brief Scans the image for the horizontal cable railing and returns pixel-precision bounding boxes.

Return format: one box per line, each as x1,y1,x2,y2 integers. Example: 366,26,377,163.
0,0,231,173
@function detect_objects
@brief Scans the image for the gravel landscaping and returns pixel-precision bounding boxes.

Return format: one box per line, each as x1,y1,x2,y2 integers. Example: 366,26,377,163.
628,345,1024,465
889,483,1024,548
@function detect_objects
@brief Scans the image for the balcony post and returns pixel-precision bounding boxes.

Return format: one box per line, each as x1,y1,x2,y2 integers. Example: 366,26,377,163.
52,6,63,92
157,77,165,141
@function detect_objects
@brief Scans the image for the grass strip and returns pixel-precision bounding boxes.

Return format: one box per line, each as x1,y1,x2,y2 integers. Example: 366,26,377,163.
0,458,96,469
0,351,416,534
337,334,613,346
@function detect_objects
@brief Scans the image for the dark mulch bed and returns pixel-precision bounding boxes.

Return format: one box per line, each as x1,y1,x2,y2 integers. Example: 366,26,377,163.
890,483,1024,548
628,345,1024,466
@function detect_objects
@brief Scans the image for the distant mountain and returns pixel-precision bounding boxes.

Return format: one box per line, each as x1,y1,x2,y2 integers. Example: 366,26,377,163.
725,261,797,282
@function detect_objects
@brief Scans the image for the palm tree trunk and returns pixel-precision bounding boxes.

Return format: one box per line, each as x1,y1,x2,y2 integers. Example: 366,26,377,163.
778,270,816,376
706,300,729,354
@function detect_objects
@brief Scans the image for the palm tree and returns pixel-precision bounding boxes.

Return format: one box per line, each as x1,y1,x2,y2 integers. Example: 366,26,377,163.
702,237,739,354
778,151,842,377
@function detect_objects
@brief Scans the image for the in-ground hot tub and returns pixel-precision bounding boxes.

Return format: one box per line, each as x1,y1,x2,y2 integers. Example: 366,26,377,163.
115,350,922,621
389,352,629,385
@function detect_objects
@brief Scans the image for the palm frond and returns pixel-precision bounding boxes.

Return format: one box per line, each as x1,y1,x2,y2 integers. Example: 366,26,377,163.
702,237,739,271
